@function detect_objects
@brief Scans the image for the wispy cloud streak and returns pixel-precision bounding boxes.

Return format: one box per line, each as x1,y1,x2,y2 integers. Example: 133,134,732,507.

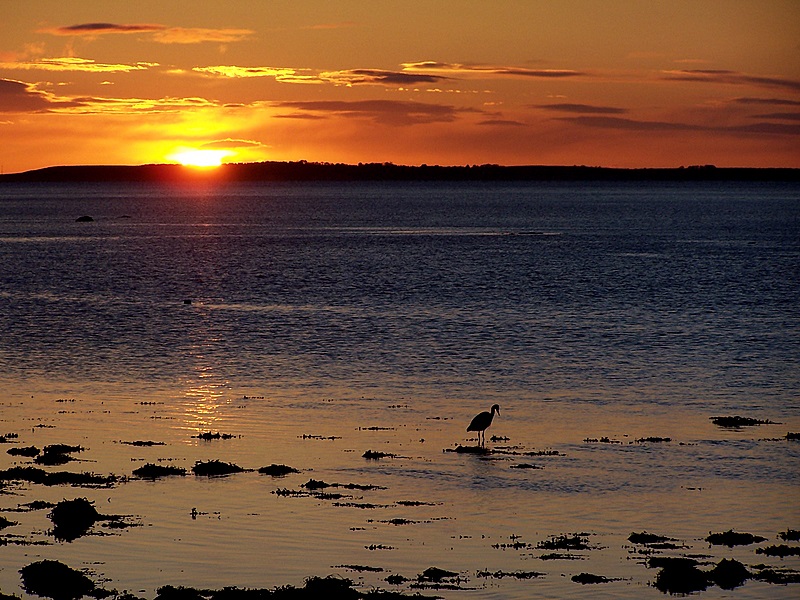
402,61,585,78
192,65,319,83
40,23,254,44
273,99,476,125
662,69,800,92
561,115,800,136
192,65,446,86
0,57,157,73
534,103,627,114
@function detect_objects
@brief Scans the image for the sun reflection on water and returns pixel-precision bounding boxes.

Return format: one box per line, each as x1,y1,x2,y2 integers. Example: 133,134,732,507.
181,365,232,434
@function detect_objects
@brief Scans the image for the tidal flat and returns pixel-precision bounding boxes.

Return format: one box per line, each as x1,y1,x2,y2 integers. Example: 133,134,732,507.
0,387,798,600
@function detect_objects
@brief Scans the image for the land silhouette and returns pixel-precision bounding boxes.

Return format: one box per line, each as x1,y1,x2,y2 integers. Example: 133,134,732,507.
1,161,798,183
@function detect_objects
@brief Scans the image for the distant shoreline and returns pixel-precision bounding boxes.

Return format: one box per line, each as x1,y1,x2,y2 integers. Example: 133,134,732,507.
1,161,799,183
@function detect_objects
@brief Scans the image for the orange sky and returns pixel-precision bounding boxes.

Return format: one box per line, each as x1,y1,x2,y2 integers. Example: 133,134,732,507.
1,0,798,172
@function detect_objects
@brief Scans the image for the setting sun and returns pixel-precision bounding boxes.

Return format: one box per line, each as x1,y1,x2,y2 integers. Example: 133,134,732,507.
168,149,231,167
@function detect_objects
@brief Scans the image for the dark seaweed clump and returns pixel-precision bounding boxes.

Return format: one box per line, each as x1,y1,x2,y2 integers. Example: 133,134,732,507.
410,566,463,590
710,415,776,427
571,573,617,584
711,559,752,590
752,566,800,584
706,529,766,547
363,450,398,459
779,529,800,541
0,515,17,529
7,446,40,457
0,466,115,487
537,533,592,551
650,557,710,594
194,432,238,440
34,444,85,466
477,570,543,580
446,445,490,455
20,560,95,600
132,463,187,479
121,440,166,447
191,460,246,476
650,557,751,594
258,464,300,476
49,498,101,541
155,575,429,599
756,545,800,558
628,531,676,545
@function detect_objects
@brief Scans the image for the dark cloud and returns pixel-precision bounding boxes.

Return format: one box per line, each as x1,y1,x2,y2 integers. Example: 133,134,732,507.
0,78,83,113
401,61,584,78
534,103,627,114
729,122,800,135
273,100,474,125
559,116,701,131
41,23,253,44
750,112,800,121
734,97,800,107
339,69,446,85
273,113,327,120
46,22,166,35
662,69,800,92
561,115,800,136
477,119,527,127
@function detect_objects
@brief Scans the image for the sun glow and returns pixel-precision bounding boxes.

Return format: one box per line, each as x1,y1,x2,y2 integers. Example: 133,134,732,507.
168,148,232,167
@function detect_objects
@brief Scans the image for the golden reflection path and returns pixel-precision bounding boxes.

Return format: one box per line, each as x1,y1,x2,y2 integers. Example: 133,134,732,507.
180,361,232,434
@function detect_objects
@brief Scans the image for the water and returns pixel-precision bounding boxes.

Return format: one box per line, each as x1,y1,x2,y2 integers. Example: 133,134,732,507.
0,180,798,598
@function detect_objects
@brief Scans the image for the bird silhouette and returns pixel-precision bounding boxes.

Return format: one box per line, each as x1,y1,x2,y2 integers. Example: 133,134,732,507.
467,404,500,446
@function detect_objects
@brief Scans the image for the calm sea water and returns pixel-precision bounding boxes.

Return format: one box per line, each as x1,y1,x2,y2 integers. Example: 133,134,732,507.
0,181,798,599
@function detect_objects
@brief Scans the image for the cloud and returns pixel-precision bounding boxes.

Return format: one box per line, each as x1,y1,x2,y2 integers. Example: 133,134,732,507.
750,112,800,121
477,119,527,127
534,103,627,114
0,78,57,112
561,116,701,132
44,23,165,35
65,95,220,115
0,57,157,73
402,61,585,78
192,65,446,87
40,23,253,44
0,78,88,113
662,69,800,92
273,99,475,125
0,91,221,115
733,97,800,107
149,28,254,44
192,65,320,83
560,115,800,136
319,69,446,86
728,122,800,135
200,138,266,149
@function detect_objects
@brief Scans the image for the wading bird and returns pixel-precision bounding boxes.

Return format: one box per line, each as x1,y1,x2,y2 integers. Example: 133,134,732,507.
467,404,500,446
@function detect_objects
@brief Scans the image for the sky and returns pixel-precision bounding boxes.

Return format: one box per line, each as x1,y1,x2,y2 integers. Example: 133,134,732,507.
1,0,798,172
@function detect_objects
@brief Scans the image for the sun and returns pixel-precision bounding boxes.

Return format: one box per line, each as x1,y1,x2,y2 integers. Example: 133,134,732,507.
168,149,232,167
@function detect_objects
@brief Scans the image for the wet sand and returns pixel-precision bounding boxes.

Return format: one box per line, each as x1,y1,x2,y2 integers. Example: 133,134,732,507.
1,383,798,599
